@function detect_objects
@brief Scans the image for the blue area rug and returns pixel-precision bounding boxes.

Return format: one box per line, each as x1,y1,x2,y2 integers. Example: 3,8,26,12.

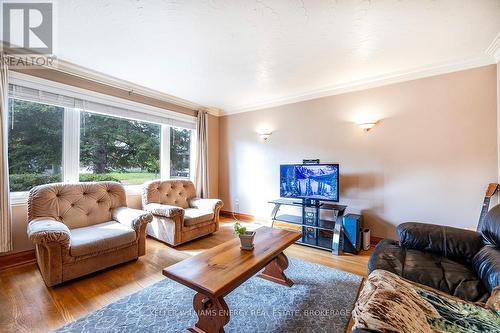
54,258,362,333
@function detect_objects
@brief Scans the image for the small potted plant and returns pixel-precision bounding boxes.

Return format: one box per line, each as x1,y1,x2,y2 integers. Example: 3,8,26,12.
233,222,256,250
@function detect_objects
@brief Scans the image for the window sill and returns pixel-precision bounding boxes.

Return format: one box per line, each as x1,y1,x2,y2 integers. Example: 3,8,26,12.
10,192,29,206
10,185,144,206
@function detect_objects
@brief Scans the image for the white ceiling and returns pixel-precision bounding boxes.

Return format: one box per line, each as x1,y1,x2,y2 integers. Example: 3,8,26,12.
55,0,500,114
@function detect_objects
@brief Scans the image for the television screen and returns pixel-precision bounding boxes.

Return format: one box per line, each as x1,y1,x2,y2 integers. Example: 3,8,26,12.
280,164,339,202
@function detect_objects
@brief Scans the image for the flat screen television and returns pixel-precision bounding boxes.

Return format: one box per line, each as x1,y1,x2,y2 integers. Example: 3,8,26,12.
280,164,339,202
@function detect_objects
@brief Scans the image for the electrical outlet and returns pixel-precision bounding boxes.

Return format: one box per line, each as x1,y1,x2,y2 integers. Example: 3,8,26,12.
234,198,240,212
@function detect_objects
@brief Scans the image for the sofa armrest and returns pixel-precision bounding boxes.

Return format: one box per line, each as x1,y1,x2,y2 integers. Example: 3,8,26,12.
189,198,223,212
397,222,484,264
143,203,184,218
27,218,71,247
113,207,153,232
473,246,500,293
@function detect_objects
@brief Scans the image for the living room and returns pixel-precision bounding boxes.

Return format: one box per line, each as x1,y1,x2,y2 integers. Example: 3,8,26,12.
0,1,499,332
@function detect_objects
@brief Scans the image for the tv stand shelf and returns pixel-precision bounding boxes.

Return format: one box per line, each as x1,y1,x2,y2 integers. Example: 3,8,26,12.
269,199,347,255
274,214,335,231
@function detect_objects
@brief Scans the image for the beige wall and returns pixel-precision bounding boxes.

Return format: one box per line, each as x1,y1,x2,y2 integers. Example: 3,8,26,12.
10,204,30,252
207,114,220,198
219,65,498,238
498,63,500,183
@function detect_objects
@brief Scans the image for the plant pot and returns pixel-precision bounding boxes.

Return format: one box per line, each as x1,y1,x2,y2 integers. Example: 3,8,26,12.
239,231,256,250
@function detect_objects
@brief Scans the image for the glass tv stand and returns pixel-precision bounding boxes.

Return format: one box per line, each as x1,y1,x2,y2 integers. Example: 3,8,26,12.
269,198,347,255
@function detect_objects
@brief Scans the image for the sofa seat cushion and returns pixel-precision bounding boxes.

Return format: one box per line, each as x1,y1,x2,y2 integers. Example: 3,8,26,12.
70,221,136,257
184,208,214,227
369,239,489,302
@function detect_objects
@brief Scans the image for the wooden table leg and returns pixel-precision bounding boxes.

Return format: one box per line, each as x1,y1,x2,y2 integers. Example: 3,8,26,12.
189,292,230,333
258,252,294,287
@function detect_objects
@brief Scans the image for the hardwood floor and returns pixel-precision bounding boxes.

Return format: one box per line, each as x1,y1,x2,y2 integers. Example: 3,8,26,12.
0,218,373,333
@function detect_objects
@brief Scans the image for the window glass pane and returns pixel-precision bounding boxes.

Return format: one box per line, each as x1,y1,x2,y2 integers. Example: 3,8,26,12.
8,98,63,192
170,127,192,179
79,112,160,185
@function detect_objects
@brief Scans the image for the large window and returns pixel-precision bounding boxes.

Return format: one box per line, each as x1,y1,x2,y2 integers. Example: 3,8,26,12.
7,83,196,197
80,112,161,185
8,99,64,192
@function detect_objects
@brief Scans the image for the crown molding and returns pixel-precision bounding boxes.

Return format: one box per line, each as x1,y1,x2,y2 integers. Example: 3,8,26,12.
196,106,224,117
204,107,224,117
486,32,500,63
221,55,495,116
54,60,203,111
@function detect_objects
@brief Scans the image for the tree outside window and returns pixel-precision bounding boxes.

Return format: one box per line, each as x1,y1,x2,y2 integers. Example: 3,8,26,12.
170,127,191,178
7,97,194,193
8,99,63,192
79,112,161,185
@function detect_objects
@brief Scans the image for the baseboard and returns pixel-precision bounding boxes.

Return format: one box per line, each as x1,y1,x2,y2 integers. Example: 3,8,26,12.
220,210,256,221
0,249,36,270
371,236,383,246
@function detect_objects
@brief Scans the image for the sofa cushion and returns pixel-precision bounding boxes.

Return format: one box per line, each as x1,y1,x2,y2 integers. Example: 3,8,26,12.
397,222,484,265
369,239,489,302
29,182,127,229
70,221,136,257
142,180,196,209
183,208,214,227
144,203,184,218
368,239,406,275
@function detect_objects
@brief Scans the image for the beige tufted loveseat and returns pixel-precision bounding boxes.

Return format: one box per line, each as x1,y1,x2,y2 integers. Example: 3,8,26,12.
27,182,153,287
142,179,223,246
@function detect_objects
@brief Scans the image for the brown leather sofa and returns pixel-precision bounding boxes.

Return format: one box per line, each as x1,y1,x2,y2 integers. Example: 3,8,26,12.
142,179,223,246
27,182,153,287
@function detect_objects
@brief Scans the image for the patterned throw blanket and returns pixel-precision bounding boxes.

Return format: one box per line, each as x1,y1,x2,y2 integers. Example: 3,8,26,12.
352,270,500,333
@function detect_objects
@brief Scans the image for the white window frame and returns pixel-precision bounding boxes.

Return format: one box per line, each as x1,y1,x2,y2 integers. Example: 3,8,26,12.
8,73,196,205
160,124,171,180
189,129,197,182
63,107,80,183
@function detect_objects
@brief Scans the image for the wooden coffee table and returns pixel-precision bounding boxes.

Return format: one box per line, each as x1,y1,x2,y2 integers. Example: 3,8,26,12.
162,226,301,333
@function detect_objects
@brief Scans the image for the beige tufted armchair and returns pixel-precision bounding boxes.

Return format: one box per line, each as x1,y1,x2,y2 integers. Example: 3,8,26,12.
27,182,153,287
142,179,223,246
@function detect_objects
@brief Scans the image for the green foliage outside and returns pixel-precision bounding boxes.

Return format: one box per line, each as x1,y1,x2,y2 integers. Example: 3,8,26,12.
9,174,62,192
79,172,157,185
80,112,161,174
170,127,191,178
79,173,120,182
8,172,159,192
8,99,190,192
7,99,64,175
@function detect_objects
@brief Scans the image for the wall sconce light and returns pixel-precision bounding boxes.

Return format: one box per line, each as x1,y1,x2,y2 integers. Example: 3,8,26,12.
358,122,377,131
256,125,273,141
259,132,272,141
